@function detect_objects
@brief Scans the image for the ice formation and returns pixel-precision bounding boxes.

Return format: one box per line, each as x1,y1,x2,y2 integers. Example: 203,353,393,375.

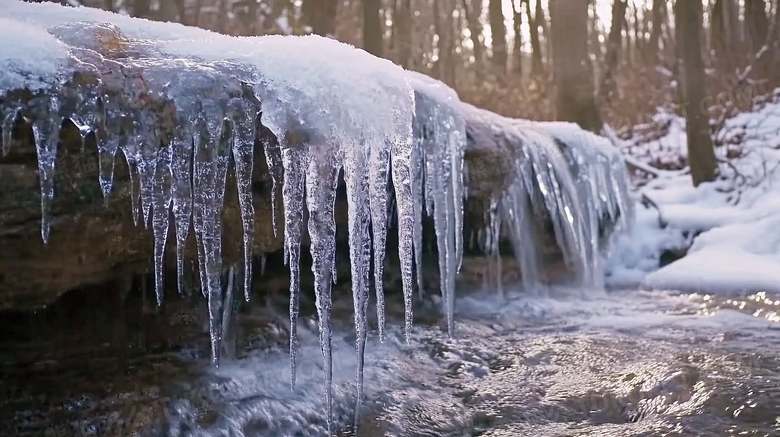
0,0,638,433
406,71,466,337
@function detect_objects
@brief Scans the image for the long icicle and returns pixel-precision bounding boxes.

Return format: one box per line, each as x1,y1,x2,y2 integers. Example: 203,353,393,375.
343,140,371,420
32,102,60,244
391,133,416,343
232,113,255,302
368,138,390,342
305,146,339,436
152,141,173,306
282,139,308,389
171,131,194,296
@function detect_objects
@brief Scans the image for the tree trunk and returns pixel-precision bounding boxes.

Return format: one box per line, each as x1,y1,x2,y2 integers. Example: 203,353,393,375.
434,0,456,84
711,0,728,67
524,0,544,76
460,0,486,66
746,0,769,50
549,0,603,132
676,0,719,186
512,0,524,73
599,0,627,107
536,0,552,73
362,0,384,57
488,0,507,72
133,0,150,19
396,0,412,68
302,0,339,37
648,0,665,61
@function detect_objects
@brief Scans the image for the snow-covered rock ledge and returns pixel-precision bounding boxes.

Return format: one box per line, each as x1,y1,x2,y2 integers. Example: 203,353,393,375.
0,0,632,324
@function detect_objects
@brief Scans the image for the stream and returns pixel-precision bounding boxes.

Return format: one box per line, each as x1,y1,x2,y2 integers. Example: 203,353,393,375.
2,264,779,437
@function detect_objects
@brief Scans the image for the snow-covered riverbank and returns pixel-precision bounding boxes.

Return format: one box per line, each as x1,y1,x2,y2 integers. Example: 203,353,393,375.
608,91,780,306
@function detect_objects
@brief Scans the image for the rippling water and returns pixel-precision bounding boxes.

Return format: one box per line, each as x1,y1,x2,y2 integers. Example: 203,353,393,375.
3,286,780,437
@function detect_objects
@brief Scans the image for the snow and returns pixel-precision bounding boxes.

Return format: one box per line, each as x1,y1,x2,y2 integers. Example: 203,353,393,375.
608,92,780,296
0,18,71,92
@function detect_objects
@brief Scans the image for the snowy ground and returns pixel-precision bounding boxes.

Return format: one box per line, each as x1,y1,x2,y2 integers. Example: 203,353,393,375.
607,89,780,298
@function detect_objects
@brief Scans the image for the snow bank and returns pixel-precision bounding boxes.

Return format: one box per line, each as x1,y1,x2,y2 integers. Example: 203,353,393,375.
608,93,780,295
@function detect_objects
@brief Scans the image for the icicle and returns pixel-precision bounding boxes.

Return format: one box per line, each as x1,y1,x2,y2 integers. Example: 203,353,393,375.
305,145,339,435
368,139,390,341
193,112,233,366
192,121,209,299
231,113,255,302
259,113,282,238
488,197,502,298
171,131,193,297
411,136,425,297
260,254,267,276
282,138,308,388
2,109,18,157
221,264,238,360
152,142,173,306
450,129,466,274
95,96,119,204
391,132,416,342
342,139,371,417
32,99,61,245
137,124,158,230
120,142,141,226
500,172,542,293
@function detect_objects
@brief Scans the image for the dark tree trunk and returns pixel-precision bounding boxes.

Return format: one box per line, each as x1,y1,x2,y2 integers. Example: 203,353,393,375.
711,0,728,66
488,0,507,71
396,0,413,68
433,0,456,84
303,0,339,37
512,0,524,73
159,0,178,22
648,0,665,61
549,0,603,132
676,0,719,186
536,0,551,72
362,0,384,57
524,0,544,76
133,0,150,19
746,0,769,50
599,0,627,107
461,0,486,65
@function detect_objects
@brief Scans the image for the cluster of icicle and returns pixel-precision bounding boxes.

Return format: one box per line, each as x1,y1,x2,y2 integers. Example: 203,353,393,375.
1,31,467,437
464,106,635,295
0,11,636,435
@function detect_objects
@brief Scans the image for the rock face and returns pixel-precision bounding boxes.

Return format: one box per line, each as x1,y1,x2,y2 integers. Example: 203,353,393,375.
0,16,629,311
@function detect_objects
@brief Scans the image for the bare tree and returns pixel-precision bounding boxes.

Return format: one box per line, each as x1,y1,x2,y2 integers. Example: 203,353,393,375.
523,0,544,76
395,0,413,68
599,0,627,107
488,0,507,71
511,0,523,73
460,0,486,65
549,0,603,132
303,0,339,36
362,0,383,57
647,0,665,61
676,0,719,186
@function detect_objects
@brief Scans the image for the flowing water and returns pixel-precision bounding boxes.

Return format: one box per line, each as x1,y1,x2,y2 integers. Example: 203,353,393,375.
2,271,779,437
